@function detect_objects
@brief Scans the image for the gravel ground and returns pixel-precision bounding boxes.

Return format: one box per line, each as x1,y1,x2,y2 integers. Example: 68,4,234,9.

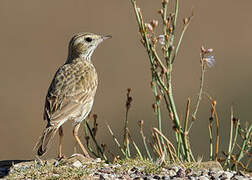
1,154,251,180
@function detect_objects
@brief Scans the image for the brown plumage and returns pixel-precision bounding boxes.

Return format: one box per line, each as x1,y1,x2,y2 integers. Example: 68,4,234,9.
35,32,111,157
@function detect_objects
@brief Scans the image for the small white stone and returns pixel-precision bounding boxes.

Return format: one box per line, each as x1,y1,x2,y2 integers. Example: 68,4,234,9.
224,171,234,179
52,174,60,177
198,176,209,180
72,160,82,168
188,177,196,180
212,170,224,179
168,169,176,176
94,158,101,163
103,163,109,167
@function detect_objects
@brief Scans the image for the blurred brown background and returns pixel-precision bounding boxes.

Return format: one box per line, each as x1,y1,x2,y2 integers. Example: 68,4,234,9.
0,0,251,160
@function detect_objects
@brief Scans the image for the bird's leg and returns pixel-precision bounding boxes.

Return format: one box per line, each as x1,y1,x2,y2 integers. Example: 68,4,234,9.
73,123,90,158
58,126,64,158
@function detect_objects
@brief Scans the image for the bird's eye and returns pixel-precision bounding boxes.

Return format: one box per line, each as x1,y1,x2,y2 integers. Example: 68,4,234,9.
85,37,92,42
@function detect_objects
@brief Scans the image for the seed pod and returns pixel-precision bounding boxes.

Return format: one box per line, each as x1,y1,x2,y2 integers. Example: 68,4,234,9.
156,95,162,101
146,23,153,32
183,18,189,25
158,9,163,15
151,20,158,28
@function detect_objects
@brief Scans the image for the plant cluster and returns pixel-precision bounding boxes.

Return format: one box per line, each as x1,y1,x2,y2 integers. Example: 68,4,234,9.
84,0,251,172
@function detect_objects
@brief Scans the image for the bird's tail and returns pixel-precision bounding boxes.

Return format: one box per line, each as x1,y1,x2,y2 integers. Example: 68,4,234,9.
34,124,58,156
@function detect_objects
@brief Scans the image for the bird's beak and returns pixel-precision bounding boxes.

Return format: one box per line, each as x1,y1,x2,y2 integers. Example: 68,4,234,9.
102,35,112,40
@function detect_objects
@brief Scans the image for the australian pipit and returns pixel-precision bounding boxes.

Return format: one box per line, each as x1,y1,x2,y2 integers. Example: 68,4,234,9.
35,32,111,158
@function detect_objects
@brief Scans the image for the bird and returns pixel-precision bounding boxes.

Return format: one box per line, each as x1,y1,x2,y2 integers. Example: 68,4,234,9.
35,32,111,158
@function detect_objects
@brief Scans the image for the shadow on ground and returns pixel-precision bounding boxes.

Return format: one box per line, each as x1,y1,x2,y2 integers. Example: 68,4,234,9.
0,160,32,178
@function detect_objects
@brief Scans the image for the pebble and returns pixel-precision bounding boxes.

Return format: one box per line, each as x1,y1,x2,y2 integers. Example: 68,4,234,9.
198,176,209,180
72,160,82,168
94,158,102,163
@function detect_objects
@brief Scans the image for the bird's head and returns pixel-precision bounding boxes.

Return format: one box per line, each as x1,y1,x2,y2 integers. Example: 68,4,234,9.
67,32,111,62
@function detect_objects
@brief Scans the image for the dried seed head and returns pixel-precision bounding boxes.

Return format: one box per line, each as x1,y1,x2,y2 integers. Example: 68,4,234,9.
183,18,189,25
172,125,179,132
93,114,97,120
164,20,168,26
156,95,162,101
165,34,169,41
209,116,214,123
151,20,158,28
138,120,144,127
169,27,173,33
137,8,141,14
201,46,206,53
146,23,153,32
152,103,157,111
150,81,154,88
232,117,238,125
158,9,163,15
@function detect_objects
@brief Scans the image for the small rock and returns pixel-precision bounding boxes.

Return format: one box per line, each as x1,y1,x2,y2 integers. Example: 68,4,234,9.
103,163,109,167
168,169,177,177
172,178,184,180
161,175,170,180
176,168,185,178
133,177,141,180
198,176,209,180
52,174,60,177
72,160,82,168
212,170,224,179
185,168,192,175
143,176,151,180
153,175,161,179
188,176,197,180
223,171,234,179
94,158,102,163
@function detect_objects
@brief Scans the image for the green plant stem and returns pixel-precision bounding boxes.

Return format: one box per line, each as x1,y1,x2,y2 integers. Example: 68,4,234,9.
165,0,185,158
192,58,205,120
213,105,219,161
153,128,179,162
171,14,193,64
182,98,190,162
129,135,143,160
224,107,234,168
130,0,166,152
124,107,131,158
230,119,239,157
208,122,213,160
86,122,107,160
237,124,252,162
140,127,153,161
106,123,126,157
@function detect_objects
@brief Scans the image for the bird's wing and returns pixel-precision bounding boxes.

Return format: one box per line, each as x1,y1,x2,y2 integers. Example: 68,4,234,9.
43,60,98,124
